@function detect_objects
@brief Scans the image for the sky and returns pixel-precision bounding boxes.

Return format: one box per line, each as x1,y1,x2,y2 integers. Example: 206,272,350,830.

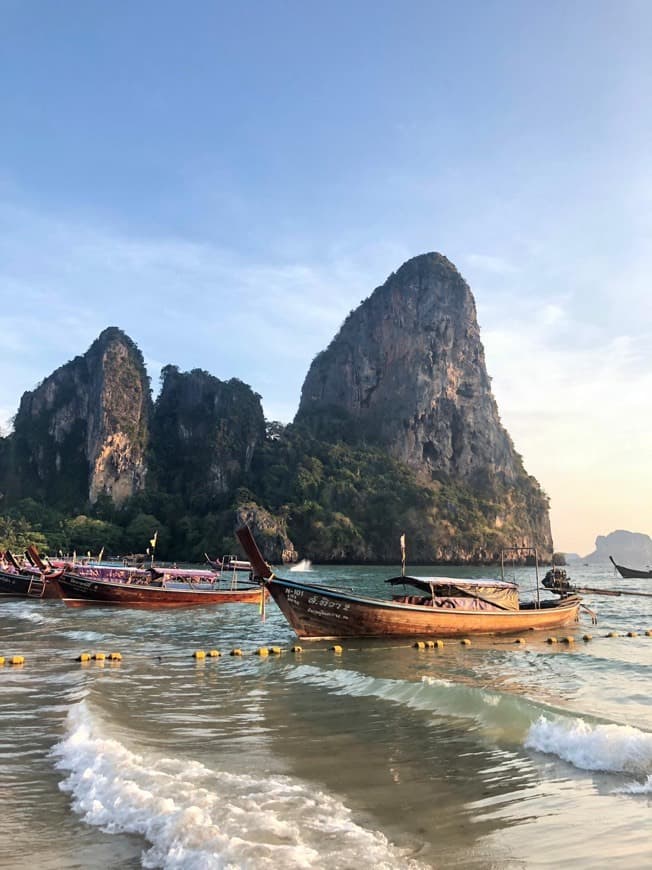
1,0,651,556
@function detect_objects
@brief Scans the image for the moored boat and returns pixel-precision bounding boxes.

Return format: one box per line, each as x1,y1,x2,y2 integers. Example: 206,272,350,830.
236,527,582,639
608,555,652,579
57,569,267,608
205,554,253,576
0,551,63,599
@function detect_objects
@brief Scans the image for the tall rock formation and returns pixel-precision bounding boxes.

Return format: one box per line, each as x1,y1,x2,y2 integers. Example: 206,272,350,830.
584,530,652,565
8,327,151,508
150,366,266,503
296,253,552,555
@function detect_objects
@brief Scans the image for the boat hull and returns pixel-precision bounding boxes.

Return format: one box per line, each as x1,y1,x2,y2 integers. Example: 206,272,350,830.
0,568,62,599
609,556,652,579
266,577,581,639
58,571,267,608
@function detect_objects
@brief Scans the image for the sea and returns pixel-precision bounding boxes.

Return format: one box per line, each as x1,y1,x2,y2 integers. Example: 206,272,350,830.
1,562,650,869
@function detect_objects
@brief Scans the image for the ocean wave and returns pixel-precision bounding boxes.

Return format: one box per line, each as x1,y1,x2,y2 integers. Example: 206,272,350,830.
286,664,539,740
285,665,652,790
525,716,652,779
51,700,425,869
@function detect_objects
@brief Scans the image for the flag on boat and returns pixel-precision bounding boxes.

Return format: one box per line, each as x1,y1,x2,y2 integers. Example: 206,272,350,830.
150,531,158,549
400,533,406,575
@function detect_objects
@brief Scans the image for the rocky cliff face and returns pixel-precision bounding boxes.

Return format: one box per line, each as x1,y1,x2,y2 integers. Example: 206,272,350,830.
584,529,652,564
297,253,552,556
150,366,266,502
235,503,298,564
9,327,150,508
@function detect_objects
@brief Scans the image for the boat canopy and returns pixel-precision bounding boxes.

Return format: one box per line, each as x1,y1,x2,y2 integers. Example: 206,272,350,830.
386,575,520,611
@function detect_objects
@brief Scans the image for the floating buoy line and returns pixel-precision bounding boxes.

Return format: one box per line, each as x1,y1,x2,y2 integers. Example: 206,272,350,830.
2,629,651,670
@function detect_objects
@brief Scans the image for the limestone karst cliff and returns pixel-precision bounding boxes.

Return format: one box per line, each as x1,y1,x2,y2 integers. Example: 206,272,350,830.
149,366,266,504
7,327,151,508
299,254,514,481
295,253,552,558
0,252,554,562
583,529,652,565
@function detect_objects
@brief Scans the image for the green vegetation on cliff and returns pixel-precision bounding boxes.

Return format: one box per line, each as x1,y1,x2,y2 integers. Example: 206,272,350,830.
246,422,549,563
0,308,552,564
0,418,550,564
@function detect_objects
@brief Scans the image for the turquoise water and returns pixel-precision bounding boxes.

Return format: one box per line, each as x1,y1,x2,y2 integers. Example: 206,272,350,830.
0,562,650,868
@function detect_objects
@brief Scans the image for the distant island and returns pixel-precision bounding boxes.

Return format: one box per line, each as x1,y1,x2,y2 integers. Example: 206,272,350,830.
0,253,554,565
579,530,652,566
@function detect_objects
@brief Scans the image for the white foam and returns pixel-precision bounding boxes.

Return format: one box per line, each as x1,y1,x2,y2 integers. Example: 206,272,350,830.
289,560,312,572
62,630,106,642
525,716,652,778
615,774,652,794
52,700,424,869
10,606,48,623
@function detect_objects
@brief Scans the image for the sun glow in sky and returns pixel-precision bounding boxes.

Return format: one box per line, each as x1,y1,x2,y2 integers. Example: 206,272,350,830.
1,1,651,556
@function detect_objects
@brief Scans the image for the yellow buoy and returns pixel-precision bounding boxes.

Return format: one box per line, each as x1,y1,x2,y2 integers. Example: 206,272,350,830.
433,639,444,648
209,649,221,657
546,637,558,644
626,631,637,638
425,640,435,648
77,652,91,662
0,656,5,666
256,647,269,657
109,652,122,661
230,648,243,656
291,645,303,653
270,646,282,655
645,630,652,637
193,650,206,659
514,638,526,644
561,636,575,644
607,631,619,638
10,655,25,665
460,638,471,646
331,644,343,654
93,652,106,661
413,641,425,650
583,634,592,642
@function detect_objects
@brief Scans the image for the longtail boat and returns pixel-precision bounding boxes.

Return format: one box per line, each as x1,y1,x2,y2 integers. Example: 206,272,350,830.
205,553,253,576
609,555,652,579
56,569,267,608
236,527,582,639
0,551,63,599
48,560,222,585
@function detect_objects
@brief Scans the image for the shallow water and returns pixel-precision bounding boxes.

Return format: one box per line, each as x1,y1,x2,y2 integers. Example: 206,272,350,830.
0,563,650,868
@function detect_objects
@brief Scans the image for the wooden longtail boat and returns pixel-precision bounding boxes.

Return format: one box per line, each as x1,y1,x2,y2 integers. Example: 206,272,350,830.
0,551,63,599
609,556,652,579
49,560,223,585
205,553,253,575
236,527,582,639
57,570,268,608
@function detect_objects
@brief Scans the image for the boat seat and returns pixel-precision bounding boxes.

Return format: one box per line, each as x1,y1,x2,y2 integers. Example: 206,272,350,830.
391,594,431,605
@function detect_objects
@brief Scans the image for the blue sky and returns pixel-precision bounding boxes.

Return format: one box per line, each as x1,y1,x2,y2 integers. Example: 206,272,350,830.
1,0,651,554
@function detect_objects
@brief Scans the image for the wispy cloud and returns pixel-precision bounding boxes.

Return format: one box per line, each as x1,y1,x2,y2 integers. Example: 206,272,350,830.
0,201,394,428
2,196,652,555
